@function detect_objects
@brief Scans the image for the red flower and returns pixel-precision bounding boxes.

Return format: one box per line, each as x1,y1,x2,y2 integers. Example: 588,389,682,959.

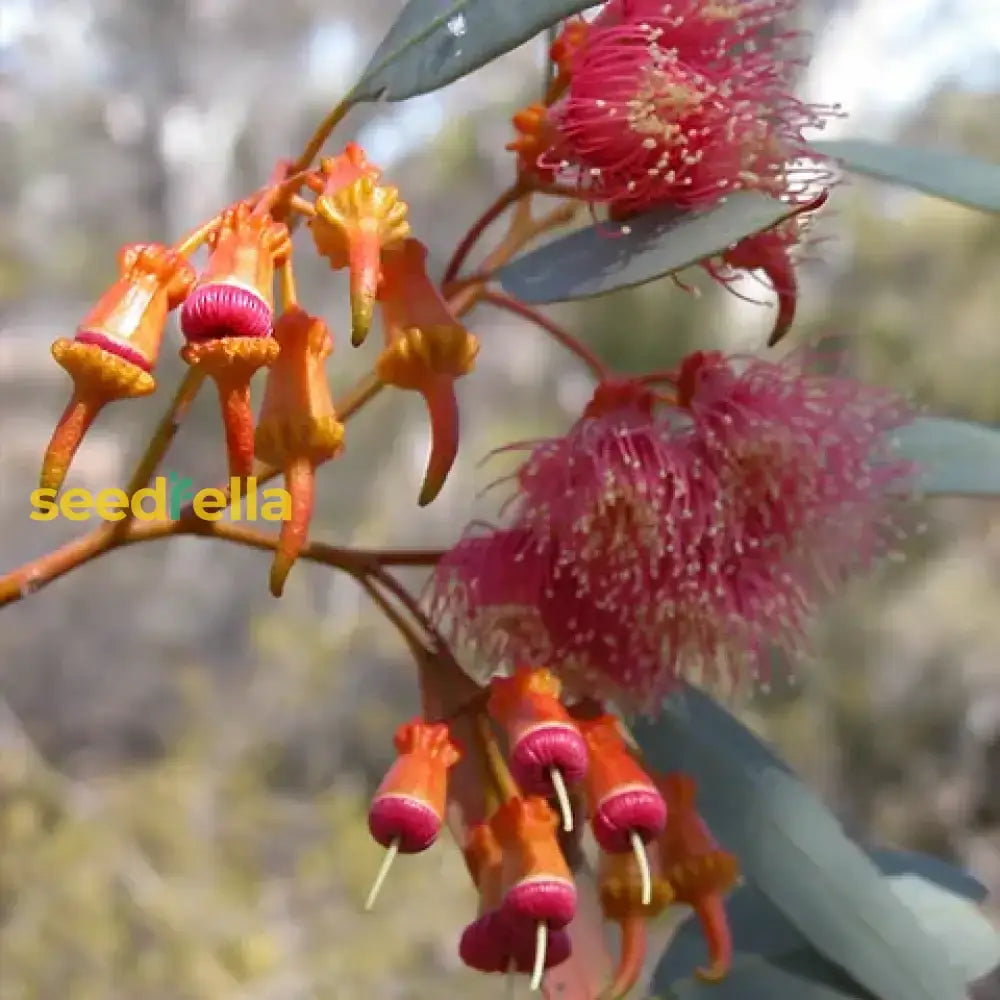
539,0,836,214
431,357,914,708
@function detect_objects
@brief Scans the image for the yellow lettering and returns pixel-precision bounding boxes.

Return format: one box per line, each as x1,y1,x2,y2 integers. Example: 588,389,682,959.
29,488,59,521
131,478,168,521
192,488,227,521
61,488,93,521
245,477,257,521
94,488,128,521
261,489,291,522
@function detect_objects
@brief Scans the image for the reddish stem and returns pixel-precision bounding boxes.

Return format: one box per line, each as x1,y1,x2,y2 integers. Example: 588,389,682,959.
443,182,525,286
480,290,609,380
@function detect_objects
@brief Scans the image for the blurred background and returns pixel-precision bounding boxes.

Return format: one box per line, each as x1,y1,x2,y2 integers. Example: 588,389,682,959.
0,1,998,997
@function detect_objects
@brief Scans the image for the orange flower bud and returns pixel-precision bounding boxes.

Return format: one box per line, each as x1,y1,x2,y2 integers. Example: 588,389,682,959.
368,719,462,854
254,307,345,596
374,238,479,506
506,103,559,181
493,796,576,930
179,203,291,478
548,17,589,81
460,818,573,975
576,714,667,853
309,142,410,347
40,244,196,493
488,668,587,825
655,773,738,983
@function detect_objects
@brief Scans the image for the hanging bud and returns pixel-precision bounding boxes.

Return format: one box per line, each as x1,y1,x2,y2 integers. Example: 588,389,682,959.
460,822,509,973
460,819,573,976
309,142,411,347
548,17,589,83
179,202,291,478
41,243,195,493
577,714,667,854
487,667,588,833
365,719,462,910
254,307,345,597
596,849,674,1000
375,238,479,506
655,773,738,983
494,796,576,929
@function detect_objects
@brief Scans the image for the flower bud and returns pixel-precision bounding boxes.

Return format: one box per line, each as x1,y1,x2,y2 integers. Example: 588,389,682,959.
494,797,576,929
309,142,410,347
576,714,667,853
656,773,738,983
178,203,291,478
375,238,479,506
488,667,587,832
368,719,462,854
254,308,345,596
40,244,196,493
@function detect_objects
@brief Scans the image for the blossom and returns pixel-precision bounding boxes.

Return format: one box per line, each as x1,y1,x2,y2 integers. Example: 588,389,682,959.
431,357,914,710
531,0,836,215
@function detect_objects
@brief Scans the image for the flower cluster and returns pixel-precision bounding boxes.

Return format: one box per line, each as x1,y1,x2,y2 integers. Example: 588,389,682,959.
19,2,930,996
39,145,479,595
363,671,738,994
430,353,914,713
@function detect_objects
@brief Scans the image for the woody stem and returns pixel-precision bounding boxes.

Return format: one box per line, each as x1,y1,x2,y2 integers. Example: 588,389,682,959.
479,289,609,380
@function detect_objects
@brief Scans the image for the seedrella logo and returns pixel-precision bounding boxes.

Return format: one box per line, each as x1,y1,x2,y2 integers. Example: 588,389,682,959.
30,472,292,523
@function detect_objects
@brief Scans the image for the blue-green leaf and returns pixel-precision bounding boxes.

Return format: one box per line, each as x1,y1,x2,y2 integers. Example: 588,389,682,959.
352,0,596,102
655,851,995,987
813,140,1000,214
632,690,968,1000
497,193,797,304
890,417,1000,497
867,848,988,903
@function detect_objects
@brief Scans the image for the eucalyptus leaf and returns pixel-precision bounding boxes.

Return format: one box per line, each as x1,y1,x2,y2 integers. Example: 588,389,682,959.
632,690,967,1000
353,0,596,102
867,847,988,903
813,140,1000,214
497,193,797,304
890,417,1000,498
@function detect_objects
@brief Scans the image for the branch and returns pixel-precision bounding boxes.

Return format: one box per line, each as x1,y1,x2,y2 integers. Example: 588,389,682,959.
479,290,609,380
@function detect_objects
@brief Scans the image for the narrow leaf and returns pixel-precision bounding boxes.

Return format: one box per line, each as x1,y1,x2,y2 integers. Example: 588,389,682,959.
888,875,1000,983
632,690,967,1000
353,0,596,103
497,193,797,304
813,140,1000,214
890,417,1000,497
